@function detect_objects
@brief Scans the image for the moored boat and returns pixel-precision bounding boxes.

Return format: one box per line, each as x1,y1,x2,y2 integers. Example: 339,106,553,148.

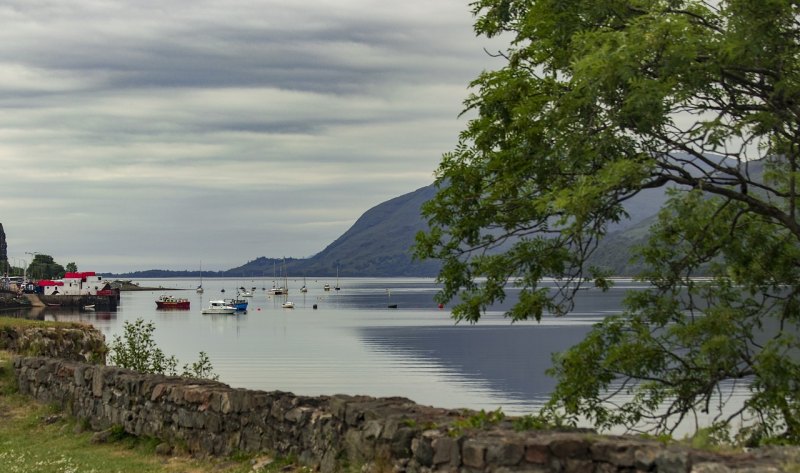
202,300,236,314
156,294,190,310
282,301,295,309
225,298,248,311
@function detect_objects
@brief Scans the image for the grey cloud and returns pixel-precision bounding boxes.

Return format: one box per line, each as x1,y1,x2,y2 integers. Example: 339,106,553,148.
0,0,502,271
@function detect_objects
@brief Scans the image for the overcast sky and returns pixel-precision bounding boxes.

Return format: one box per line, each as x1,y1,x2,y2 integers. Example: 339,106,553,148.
0,0,504,272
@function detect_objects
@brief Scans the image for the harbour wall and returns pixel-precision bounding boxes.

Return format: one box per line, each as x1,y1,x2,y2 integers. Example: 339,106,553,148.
37,293,119,310
13,355,799,472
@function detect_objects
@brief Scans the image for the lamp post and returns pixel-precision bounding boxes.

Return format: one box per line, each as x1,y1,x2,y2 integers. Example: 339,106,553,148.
25,252,39,280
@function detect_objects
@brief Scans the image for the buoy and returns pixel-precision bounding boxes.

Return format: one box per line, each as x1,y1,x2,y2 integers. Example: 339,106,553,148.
438,303,444,309
313,304,318,309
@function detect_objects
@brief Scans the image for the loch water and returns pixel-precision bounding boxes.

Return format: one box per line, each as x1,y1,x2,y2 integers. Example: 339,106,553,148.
18,277,644,415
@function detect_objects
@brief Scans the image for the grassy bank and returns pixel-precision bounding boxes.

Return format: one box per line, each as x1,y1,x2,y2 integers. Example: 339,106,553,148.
0,350,281,473
0,316,85,330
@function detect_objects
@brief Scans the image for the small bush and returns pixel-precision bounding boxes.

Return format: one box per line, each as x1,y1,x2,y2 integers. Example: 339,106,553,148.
109,318,218,380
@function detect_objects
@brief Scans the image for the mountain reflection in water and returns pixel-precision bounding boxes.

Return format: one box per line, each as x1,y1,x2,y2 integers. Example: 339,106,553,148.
360,324,593,410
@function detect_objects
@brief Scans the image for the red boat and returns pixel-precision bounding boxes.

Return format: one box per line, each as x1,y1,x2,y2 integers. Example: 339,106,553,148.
155,294,190,309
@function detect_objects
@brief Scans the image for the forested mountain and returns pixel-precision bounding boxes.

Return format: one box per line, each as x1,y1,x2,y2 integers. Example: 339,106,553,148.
106,181,676,278
227,185,443,277
229,182,672,277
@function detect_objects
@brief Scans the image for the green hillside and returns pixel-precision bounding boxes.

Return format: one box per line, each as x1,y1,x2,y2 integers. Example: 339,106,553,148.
227,185,442,277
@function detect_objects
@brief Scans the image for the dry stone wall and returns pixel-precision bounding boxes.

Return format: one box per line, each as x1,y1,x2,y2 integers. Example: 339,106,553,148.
1,324,106,363
14,355,799,472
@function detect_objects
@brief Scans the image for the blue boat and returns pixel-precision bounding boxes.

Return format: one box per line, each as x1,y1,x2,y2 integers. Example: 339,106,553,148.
224,298,248,311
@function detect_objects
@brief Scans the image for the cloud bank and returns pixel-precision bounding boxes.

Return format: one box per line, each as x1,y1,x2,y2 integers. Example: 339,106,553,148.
0,0,502,272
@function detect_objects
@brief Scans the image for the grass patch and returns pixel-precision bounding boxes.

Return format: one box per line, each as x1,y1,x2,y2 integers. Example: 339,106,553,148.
0,351,259,473
0,316,86,330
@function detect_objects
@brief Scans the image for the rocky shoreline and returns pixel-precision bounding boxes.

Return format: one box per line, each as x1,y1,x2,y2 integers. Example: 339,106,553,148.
108,280,177,291
0,292,30,310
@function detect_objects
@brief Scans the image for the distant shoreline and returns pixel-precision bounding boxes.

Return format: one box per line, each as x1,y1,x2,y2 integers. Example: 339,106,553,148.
109,280,181,292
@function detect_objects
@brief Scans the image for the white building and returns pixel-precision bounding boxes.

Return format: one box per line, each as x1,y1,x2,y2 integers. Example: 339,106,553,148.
38,272,112,296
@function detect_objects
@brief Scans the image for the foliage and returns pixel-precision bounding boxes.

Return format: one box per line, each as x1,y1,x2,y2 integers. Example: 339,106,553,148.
108,319,178,375
183,351,220,381
512,410,573,432
26,254,66,280
449,408,505,436
416,0,800,442
108,318,218,380
65,262,77,273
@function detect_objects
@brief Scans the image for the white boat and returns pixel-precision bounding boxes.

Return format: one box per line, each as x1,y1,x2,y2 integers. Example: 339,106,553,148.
300,276,308,293
202,300,237,314
323,284,331,291
282,301,295,309
238,287,253,297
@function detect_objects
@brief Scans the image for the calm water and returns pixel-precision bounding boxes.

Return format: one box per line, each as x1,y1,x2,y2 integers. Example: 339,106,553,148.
19,277,641,415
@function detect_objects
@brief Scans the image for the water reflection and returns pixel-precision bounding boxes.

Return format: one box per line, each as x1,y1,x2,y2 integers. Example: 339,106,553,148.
360,323,593,411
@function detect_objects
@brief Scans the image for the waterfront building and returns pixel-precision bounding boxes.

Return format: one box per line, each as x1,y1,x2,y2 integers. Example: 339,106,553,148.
38,272,113,296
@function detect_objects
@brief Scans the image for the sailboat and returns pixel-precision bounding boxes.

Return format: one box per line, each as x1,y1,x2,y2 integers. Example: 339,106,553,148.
196,261,204,294
280,258,289,294
268,260,283,295
300,275,308,293
268,259,290,295
334,264,341,291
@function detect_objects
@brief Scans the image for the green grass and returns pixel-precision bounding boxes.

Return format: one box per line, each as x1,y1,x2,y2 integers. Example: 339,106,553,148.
0,351,267,473
0,316,86,330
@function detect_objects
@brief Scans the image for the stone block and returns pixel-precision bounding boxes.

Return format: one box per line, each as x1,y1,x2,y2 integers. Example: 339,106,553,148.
204,411,222,433
525,442,550,465
412,436,434,467
363,419,383,440
91,369,104,397
328,395,349,419
655,449,690,473
286,406,311,424
73,365,86,385
487,441,525,466
461,440,486,469
183,385,210,405
590,439,638,467
432,436,461,466
549,434,591,459
391,427,417,458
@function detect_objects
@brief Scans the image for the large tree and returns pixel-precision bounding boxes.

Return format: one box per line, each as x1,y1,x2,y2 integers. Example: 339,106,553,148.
416,0,800,442
27,254,66,280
